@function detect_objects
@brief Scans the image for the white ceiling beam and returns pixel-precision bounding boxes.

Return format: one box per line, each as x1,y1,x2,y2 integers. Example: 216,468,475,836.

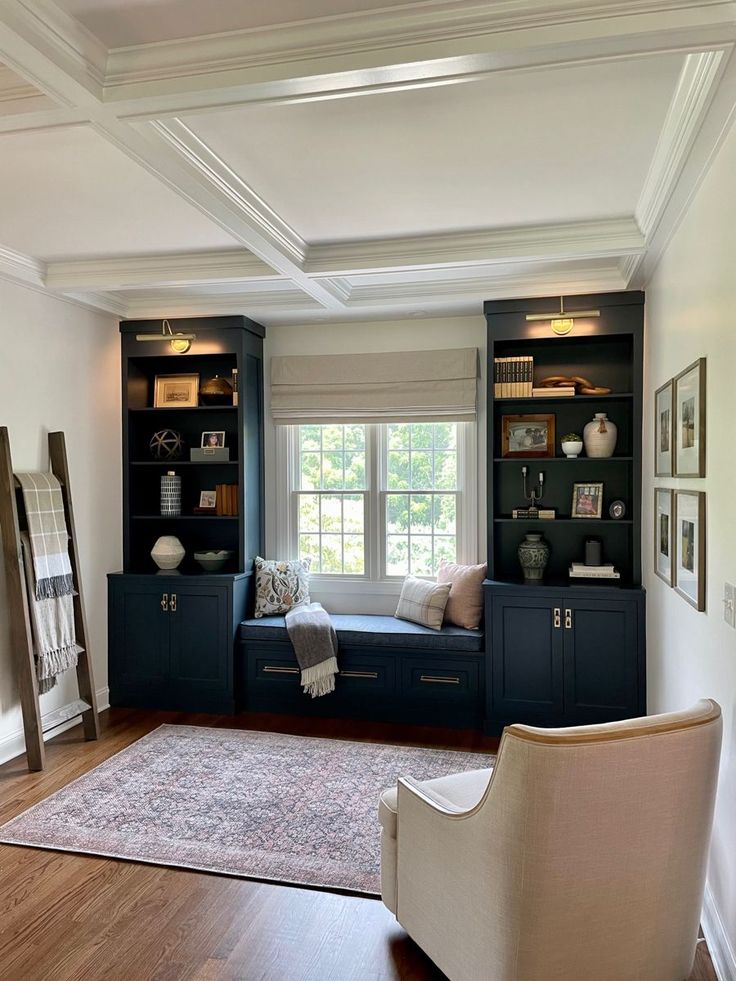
305,218,645,277
45,249,279,290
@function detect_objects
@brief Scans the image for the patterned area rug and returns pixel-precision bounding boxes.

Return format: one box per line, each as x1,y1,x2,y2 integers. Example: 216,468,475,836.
0,725,494,895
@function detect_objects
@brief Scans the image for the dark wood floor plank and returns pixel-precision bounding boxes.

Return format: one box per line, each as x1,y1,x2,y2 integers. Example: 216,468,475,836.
0,708,717,981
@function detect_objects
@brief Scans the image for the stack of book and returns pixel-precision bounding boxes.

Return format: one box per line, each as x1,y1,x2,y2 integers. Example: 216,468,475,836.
512,508,556,519
494,356,533,397
215,484,239,516
532,386,576,398
569,562,620,580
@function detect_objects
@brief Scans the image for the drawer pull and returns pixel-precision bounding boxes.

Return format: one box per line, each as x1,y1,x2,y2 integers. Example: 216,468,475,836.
263,665,299,675
341,670,379,680
420,674,461,685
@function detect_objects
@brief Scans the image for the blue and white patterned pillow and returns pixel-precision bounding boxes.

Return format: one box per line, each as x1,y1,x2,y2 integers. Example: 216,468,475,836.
254,556,311,618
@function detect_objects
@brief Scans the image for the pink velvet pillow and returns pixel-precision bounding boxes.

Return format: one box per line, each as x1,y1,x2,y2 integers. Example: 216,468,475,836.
437,560,487,630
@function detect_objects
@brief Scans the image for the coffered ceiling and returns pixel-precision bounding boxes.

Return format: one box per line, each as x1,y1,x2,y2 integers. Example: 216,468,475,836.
0,0,734,324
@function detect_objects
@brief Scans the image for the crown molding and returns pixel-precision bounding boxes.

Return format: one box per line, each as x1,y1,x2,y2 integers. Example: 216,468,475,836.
0,64,42,103
636,49,726,237
58,288,129,315
123,288,321,319
45,249,276,290
305,218,645,275
0,244,45,286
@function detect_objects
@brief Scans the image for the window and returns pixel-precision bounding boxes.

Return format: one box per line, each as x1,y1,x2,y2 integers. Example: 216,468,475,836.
283,421,475,581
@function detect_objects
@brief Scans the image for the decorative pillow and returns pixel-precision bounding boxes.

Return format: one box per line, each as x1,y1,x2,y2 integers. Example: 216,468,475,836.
394,575,451,632
254,557,311,618
437,560,487,630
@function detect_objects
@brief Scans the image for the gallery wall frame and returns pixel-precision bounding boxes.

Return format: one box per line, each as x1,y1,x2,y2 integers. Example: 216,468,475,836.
673,489,706,611
654,487,674,586
654,379,674,477
673,358,706,478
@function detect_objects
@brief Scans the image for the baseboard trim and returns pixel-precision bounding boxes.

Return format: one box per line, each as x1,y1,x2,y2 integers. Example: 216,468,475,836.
703,883,736,981
0,687,110,768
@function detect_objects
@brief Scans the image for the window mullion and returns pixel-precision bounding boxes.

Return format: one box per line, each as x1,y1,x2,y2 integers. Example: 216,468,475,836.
369,424,381,581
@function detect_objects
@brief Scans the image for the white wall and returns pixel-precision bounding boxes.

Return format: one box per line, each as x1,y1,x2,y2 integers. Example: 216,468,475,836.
263,316,486,613
0,280,120,764
644,122,736,977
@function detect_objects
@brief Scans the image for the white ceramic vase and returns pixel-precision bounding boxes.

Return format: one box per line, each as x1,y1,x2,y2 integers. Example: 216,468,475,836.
561,439,583,459
151,535,185,570
583,413,617,458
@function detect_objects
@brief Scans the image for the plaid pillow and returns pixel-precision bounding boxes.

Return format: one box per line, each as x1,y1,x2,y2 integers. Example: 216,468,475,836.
394,575,451,631
254,557,311,618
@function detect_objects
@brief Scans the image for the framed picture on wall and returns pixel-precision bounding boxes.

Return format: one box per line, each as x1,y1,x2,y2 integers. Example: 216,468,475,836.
654,379,674,476
654,488,674,586
674,359,706,477
501,414,555,458
674,490,706,611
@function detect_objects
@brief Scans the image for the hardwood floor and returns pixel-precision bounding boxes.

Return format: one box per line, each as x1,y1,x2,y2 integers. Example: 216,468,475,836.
0,709,718,981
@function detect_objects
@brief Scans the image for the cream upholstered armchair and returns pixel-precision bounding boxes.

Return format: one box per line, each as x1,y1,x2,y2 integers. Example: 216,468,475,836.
379,700,722,981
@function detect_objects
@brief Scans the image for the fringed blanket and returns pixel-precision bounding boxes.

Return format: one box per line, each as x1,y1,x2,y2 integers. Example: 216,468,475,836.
20,534,81,693
284,602,339,698
15,471,74,600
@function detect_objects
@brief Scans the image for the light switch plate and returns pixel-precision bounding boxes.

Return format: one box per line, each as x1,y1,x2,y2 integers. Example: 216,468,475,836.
724,582,735,629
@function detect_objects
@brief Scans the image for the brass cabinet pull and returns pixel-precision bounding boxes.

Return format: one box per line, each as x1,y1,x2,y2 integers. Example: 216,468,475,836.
565,608,572,630
341,670,379,680
420,674,461,685
160,593,169,612
263,665,299,675
170,593,177,612
553,607,561,629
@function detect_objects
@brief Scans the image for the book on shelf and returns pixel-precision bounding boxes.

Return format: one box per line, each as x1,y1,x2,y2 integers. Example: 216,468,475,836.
532,387,576,398
512,508,556,519
494,356,534,397
215,483,239,516
569,562,620,579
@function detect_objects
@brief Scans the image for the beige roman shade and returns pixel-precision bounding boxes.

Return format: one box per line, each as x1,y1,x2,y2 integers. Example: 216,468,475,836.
270,348,478,424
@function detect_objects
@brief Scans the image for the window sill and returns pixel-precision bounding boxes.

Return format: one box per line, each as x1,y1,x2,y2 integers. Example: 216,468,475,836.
309,577,404,596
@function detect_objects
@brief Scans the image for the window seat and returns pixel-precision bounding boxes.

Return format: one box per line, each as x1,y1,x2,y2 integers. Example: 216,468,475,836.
239,613,485,729
239,614,483,653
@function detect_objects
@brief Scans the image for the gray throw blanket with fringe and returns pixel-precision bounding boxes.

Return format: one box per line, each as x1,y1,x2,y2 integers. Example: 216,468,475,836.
20,534,81,693
284,602,339,698
15,471,74,599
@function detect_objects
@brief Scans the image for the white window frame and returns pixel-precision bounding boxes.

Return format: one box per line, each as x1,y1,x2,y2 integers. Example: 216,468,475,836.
274,422,477,593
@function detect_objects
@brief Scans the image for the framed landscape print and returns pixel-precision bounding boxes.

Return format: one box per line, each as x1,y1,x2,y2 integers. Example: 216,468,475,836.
501,414,555,458
571,482,603,519
674,490,706,611
654,488,674,586
154,373,199,408
654,379,673,476
674,359,706,477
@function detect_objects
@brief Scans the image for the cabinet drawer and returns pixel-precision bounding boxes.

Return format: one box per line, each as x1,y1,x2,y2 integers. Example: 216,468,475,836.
401,658,480,698
250,650,396,694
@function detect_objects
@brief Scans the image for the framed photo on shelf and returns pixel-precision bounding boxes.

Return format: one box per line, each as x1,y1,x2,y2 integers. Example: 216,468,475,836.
674,358,706,477
571,482,603,519
674,490,706,610
654,379,674,476
201,431,226,448
154,373,199,408
501,414,555,458
654,487,674,586
199,490,217,510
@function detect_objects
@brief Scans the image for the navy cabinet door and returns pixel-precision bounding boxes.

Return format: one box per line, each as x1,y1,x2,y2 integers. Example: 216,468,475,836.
109,581,169,701
168,585,231,699
563,599,639,723
490,595,563,724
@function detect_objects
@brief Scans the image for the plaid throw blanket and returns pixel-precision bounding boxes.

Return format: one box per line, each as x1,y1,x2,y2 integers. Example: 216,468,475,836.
284,602,339,698
15,472,74,600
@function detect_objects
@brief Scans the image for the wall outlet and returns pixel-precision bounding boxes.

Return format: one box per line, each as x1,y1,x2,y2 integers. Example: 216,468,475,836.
724,582,735,629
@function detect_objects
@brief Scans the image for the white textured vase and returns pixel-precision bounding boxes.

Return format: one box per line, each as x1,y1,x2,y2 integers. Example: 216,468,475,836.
583,413,617,458
151,535,185,570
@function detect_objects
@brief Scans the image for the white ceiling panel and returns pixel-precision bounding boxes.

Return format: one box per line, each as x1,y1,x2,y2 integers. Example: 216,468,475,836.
183,55,682,243
0,125,237,259
56,0,419,47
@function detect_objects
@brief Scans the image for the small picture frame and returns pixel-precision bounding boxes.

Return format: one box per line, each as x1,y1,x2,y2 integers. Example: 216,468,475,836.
571,482,603,519
674,490,706,611
501,414,555,458
674,358,706,477
201,431,226,449
654,379,674,477
199,490,217,510
154,373,199,408
654,487,674,586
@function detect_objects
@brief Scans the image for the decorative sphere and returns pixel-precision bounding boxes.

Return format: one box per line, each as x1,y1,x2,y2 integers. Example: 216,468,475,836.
149,429,184,461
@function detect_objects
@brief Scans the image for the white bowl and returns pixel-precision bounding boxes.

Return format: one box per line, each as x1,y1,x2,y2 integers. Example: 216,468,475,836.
561,440,583,459
194,549,233,573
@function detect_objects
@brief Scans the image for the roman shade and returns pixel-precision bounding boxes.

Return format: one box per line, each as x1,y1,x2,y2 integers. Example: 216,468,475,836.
270,348,478,424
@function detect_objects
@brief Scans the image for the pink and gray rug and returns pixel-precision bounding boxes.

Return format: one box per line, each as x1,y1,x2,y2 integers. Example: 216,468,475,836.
0,725,494,895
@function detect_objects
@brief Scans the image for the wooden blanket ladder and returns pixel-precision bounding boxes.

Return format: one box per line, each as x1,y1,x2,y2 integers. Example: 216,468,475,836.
0,427,100,771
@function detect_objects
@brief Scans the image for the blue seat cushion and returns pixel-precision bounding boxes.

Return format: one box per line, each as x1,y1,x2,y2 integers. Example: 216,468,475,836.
240,613,483,653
